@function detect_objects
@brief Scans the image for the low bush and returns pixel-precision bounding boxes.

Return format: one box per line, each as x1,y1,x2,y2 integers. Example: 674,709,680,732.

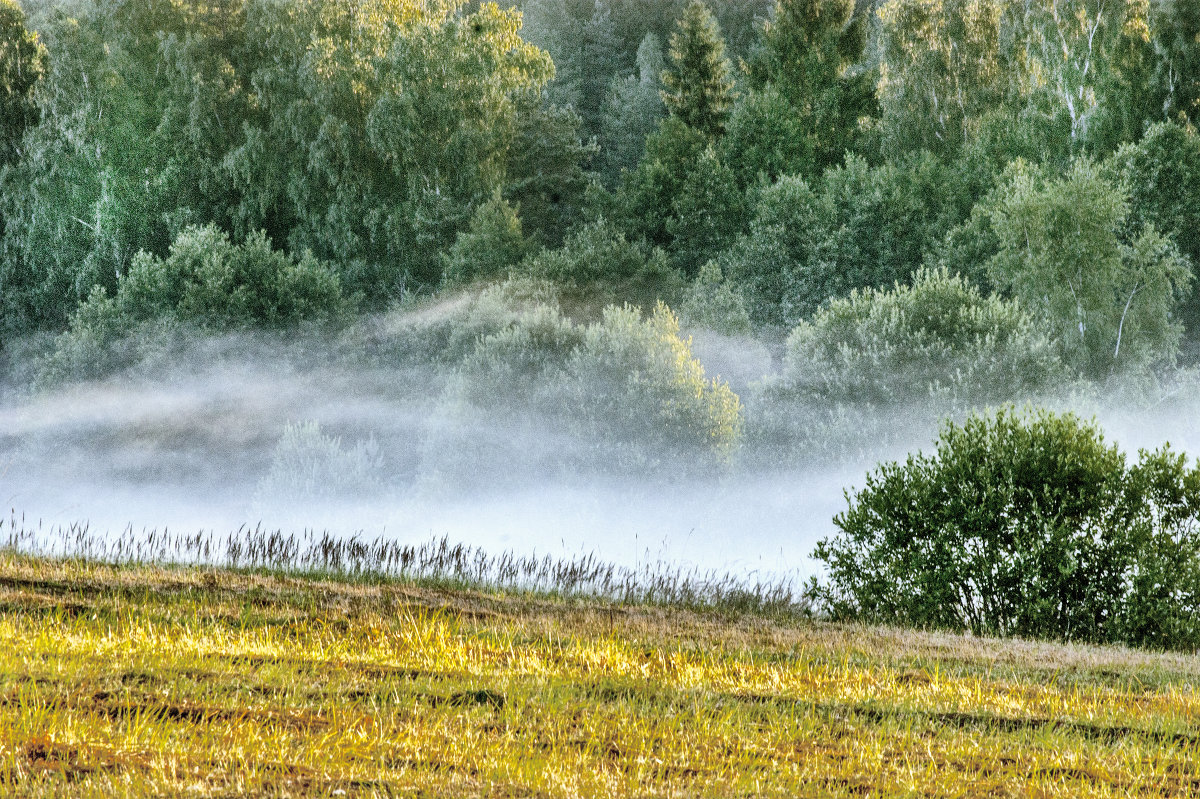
38,225,351,383
255,421,386,503
520,219,683,315
355,277,566,369
746,268,1065,464
419,302,743,488
677,261,752,335
778,267,1063,407
812,407,1200,650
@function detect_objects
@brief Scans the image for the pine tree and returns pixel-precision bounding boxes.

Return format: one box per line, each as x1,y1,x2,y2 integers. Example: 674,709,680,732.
660,0,736,139
600,33,666,182
748,0,874,173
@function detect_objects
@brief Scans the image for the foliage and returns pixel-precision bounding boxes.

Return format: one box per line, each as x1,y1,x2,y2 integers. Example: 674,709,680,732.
441,192,530,287
505,97,597,250
660,0,735,139
0,0,45,167
877,0,1159,162
777,267,1063,407
1105,121,1200,331
520,0,623,139
610,115,708,248
718,85,809,188
744,0,876,176
521,218,682,313
421,299,742,483
664,146,746,276
987,160,1192,376
1153,0,1200,125
231,0,553,293
355,277,565,369
678,260,751,334
568,303,742,465
39,225,349,382
724,153,981,327
256,421,385,503
746,268,1064,465
598,33,666,184
814,406,1200,650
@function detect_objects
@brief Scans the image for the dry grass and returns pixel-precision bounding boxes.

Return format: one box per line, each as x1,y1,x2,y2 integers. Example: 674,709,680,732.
3,552,1200,797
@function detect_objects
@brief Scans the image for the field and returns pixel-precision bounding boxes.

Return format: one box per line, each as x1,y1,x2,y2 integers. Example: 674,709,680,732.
4,552,1200,797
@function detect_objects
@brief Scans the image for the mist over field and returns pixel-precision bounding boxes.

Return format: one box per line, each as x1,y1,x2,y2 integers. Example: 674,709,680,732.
5,319,1200,584
0,330,839,581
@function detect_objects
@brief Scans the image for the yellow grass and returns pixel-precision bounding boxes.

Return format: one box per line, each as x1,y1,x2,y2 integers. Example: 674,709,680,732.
3,553,1200,797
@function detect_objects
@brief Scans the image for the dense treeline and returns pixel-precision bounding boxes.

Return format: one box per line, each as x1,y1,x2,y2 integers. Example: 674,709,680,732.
2,0,1200,466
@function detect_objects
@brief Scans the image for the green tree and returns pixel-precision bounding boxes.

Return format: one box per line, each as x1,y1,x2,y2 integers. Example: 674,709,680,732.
0,1,179,331
599,32,666,184
505,97,597,250
226,0,553,296
724,153,980,326
878,0,1158,162
40,224,350,382
778,267,1064,408
814,406,1200,650
665,146,745,276
987,160,1192,375
1105,122,1200,333
660,0,735,139
520,0,622,139
0,0,44,167
746,0,875,174
521,217,682,312
877,0,1008,157
719,84,809,188
611,114,708,248
442,192,529,286
1152,0,1200,125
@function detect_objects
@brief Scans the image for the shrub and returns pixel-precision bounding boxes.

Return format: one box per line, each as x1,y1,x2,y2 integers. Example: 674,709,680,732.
38,225,352,382
357,277,566,369
520,218,682,314
812,407,1200,650
778,267,1063,407
678,261,752,335
440,191,529,287
118,225,350,327
255,421,385,503
746,268,1064,464
563,302,744,471
419,301,743,488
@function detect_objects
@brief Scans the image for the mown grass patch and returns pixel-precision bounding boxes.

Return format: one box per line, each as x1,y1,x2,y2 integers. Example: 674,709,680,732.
3,552,1200,797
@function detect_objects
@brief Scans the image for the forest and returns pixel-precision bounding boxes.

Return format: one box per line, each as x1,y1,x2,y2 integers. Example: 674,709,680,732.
6,0,1200,647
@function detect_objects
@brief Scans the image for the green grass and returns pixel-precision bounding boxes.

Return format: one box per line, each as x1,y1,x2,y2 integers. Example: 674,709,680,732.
4,552,1200,796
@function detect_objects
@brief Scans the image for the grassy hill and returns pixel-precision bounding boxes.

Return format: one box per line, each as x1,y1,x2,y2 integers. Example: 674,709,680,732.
3,553,1200,797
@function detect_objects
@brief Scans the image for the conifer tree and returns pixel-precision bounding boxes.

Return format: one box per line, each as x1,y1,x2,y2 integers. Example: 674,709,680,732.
748,0,874,173
661,0,736,139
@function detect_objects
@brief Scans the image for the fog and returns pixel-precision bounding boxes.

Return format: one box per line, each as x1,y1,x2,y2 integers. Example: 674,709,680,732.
4,327,1199,587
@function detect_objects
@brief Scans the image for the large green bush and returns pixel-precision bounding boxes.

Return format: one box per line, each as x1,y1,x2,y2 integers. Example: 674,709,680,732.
747,268,1065,463
778,267,1063,407
420,301,743,487
520,218,682,314
724,153,985,327
813,407,1200,650
38,225,350,382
